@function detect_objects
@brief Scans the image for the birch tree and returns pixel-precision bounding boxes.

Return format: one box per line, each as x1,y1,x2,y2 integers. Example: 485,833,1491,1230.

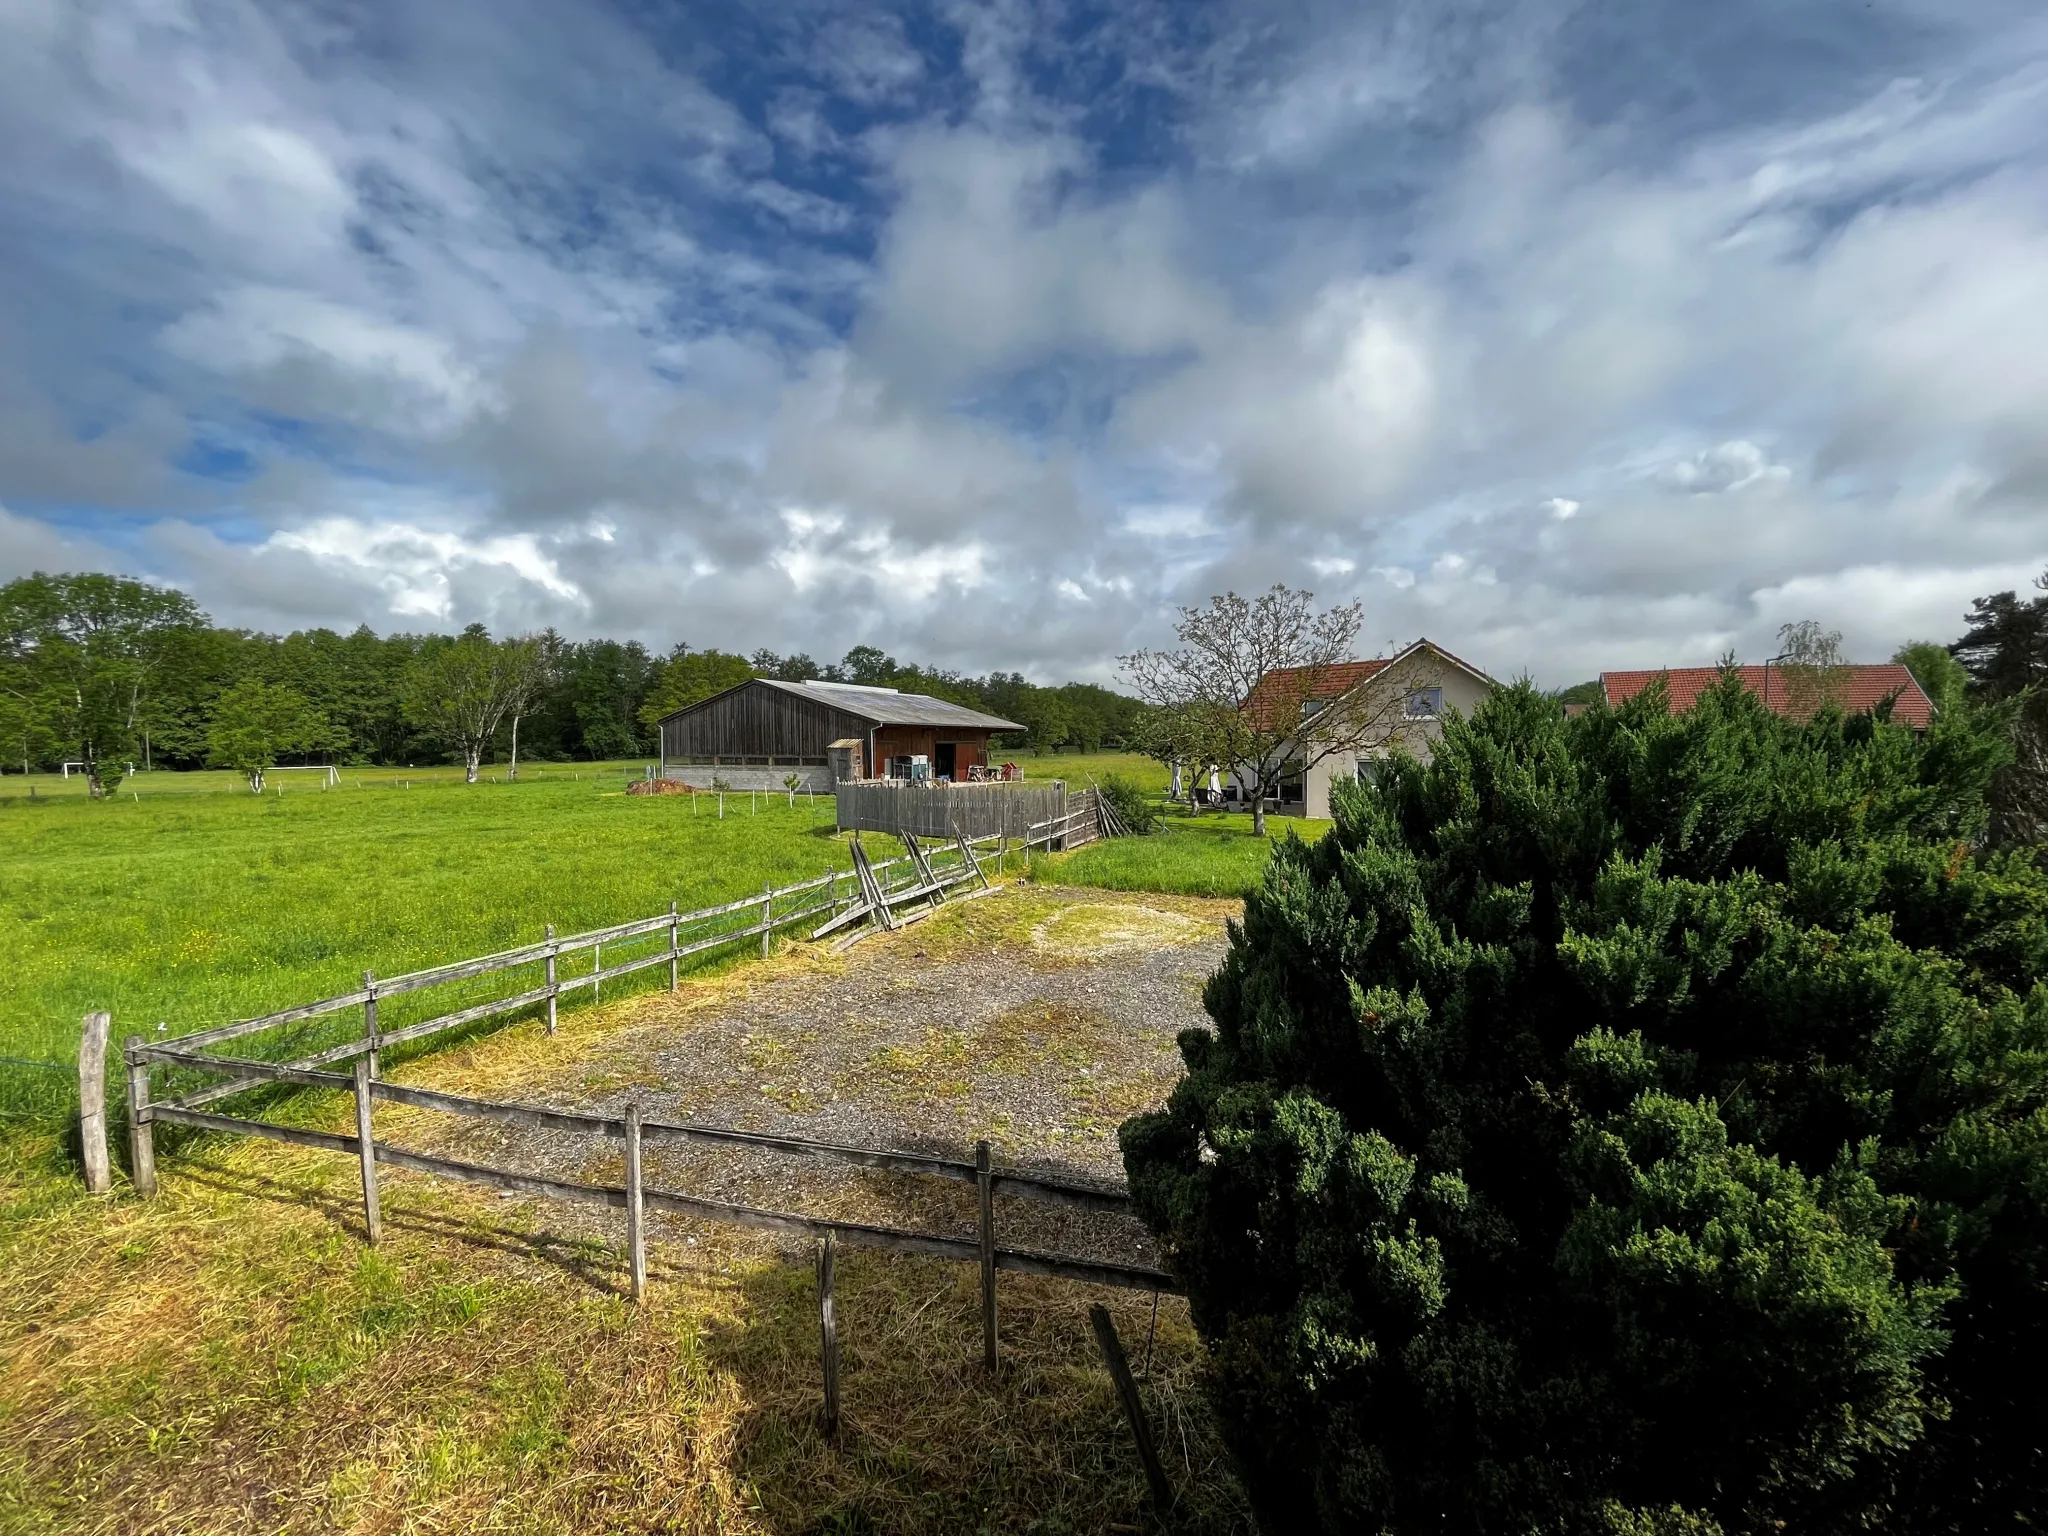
399,629,528,783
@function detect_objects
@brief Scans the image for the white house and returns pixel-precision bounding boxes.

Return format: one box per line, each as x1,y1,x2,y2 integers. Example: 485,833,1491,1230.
1244,638,1500,819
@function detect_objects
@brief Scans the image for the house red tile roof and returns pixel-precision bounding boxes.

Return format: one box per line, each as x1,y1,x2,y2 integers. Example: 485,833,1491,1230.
1240,638,1498,730
1241,658,1393,727
1600,664,1935,728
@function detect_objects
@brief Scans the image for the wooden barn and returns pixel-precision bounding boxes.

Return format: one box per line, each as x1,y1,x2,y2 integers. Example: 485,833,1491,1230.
656,679,1024,791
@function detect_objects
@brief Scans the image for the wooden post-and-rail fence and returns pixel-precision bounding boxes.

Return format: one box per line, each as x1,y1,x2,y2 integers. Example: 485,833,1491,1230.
80,830,1183,1478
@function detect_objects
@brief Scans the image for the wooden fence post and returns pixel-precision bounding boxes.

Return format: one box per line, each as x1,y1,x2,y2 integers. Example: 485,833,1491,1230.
362,971,380,1079
353,1056,381,1245
1089,1303,1173,1511
977,1139,998,1372
626,1102,646,1302
594,942,601,1004
78,1011,112,1195
124,1036,156,1197
668,902,679,991
817,1231,840,1436
760,883,773,959
545,924,558,1035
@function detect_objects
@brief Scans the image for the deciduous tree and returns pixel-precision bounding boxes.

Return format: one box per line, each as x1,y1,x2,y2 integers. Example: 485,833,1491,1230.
0,572,206,796
205,679,334,791
399,630,530,782
1121,585,1425,835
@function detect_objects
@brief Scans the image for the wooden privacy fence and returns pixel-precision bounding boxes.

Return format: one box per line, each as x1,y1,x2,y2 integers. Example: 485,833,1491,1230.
1024,788,1104,852
836,779,1070,840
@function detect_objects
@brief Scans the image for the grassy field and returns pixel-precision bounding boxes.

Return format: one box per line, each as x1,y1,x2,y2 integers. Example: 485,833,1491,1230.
1038,812,1329,898
0,749,1284,1122
0,774,856,1121
0,758,663,801
0,941,1251,1535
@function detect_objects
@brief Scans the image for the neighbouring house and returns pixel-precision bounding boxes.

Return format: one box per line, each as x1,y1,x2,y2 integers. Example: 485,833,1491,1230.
1600,664,1936,729
655,679,1024,791
1243,638,1501,819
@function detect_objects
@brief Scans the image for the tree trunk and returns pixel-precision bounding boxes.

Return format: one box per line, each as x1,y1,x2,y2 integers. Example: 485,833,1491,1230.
250,768,264,793
465,746,481,784
1252,789,1267,838
508,714,520,782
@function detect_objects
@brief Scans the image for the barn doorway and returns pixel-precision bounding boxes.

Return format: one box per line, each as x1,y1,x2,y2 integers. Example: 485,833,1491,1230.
935,742,957,780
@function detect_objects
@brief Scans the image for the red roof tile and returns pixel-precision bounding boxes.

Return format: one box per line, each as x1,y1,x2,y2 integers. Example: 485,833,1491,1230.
1600,664,1935,728
1240,639,1499,730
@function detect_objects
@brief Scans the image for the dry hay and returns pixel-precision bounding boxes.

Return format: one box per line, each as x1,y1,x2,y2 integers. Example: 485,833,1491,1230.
1028,901,1208,959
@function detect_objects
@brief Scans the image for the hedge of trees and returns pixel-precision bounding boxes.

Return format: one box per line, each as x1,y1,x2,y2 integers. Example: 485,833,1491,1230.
1122,675,2046,1533
0,572,1142,789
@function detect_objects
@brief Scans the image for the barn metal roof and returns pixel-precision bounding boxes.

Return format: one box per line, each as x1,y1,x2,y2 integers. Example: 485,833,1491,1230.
666,677,1024,732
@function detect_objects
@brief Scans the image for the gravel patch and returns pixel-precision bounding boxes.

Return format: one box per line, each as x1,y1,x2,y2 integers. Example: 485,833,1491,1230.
390,883,1231,1275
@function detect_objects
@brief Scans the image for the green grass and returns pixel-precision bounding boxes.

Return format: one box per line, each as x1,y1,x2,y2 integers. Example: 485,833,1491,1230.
1038,810,1332,899
1000,749,1171,792
0,774,850,1120
0,758,659,802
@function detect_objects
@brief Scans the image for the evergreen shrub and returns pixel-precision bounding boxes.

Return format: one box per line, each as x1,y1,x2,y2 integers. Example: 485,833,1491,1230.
1121,676,2047,1533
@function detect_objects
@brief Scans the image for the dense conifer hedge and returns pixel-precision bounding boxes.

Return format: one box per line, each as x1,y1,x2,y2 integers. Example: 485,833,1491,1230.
1122,677,2047,1533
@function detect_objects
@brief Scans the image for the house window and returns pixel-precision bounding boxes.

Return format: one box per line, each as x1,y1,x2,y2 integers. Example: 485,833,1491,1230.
1406,688,1443,718
1301,697,1328,719
1356,758,1385,785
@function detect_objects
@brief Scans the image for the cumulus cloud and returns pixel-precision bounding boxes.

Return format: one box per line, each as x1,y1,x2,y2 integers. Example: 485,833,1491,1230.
1,0,2046,685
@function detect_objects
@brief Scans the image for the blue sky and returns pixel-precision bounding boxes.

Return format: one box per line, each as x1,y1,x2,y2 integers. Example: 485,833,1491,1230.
2,0,2045,684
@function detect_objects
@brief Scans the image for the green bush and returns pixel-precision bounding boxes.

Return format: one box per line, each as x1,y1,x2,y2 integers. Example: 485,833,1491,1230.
1121,677,2048,1534
1096,772,1161,834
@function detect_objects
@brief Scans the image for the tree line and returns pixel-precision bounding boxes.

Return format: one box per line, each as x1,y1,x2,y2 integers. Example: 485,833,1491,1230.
0,572,1143,794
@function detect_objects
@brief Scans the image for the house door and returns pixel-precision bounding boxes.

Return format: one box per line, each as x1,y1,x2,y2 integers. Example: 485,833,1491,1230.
935,742,957,780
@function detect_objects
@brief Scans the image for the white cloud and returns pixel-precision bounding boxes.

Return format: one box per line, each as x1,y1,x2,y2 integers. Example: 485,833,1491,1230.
1656,440,1792,495
266,517,585,620
3,0,2048,691
162,288,497,435
771,508,989,603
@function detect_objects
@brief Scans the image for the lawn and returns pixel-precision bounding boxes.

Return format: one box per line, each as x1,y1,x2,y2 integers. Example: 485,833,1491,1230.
0,758,657,801
1039,810,1331,899
0,774,851,1123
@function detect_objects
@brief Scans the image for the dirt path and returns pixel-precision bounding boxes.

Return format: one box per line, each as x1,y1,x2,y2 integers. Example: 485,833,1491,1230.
388,882,1233,1273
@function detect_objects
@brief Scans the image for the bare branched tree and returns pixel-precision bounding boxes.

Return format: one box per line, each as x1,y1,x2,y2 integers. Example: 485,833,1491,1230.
1121,585,1430,836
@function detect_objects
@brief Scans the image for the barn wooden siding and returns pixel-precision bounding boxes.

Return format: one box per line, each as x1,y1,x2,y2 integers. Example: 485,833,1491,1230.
660,681,874,764
835,781,1069,839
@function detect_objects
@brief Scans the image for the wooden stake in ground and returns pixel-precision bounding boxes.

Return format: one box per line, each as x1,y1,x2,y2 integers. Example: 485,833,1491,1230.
977,1139,998,1372
362,970,380,1079
124,1036,155,1197
817,1231,840,1436
77,1011,112,1194
1089,1303,1173,1512
625,1102,646,1301
544,923,558,1034
353,1055,381,1245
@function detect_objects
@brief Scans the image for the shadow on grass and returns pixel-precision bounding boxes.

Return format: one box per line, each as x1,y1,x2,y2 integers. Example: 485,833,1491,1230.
137,1145,1248,1535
